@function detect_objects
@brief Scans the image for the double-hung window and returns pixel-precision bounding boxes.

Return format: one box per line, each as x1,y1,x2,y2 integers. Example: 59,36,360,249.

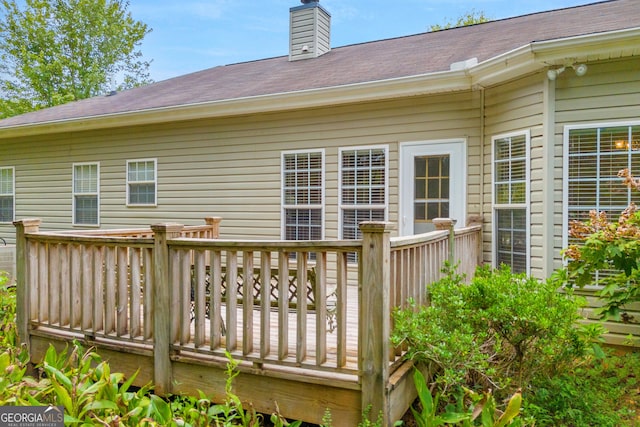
282,150,324,241
339,146,388,259
493,132,529,274
127,159,157,206
0,167,14,223
73,163,99,226
565,123,640,245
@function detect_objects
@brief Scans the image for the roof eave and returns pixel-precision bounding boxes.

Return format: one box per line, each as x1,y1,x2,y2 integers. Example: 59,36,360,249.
470,27,640,87
471,45,537,88
0,71,472,140
531,27,640,63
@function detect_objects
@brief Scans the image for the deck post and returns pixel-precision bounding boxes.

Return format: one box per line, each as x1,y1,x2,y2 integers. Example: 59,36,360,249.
359,221,394,425
433,218,456,265
151,223,184,396
467,214,484,265
12,218,42,353
204,216,222,238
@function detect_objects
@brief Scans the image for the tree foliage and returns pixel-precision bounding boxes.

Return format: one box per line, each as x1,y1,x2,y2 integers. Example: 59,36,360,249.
0,0,152,118
429,9,490,32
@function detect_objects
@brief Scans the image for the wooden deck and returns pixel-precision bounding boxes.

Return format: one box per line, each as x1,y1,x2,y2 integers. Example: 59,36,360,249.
13,217,482,426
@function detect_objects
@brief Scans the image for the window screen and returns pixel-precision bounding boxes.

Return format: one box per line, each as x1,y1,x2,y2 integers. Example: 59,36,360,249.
340,147,387,261
493,133,528,273
567,125,640,238
0,168,14,223
73,163,99,225
127,160,156,206
282,151,323,241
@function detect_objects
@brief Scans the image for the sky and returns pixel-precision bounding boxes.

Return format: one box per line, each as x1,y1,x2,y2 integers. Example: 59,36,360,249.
131,0,598,82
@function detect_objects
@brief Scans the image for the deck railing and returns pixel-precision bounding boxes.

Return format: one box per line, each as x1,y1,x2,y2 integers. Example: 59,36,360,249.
13,216,482,424
163,235,362,375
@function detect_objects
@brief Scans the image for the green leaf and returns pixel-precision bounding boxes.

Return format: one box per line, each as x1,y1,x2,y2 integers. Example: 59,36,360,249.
148,394,172,424
440,411,470,423
48,375,74,414
495,390,521,427
43,363,73,392
413,368,434,415
119,369,139,394
0,352,9,373
85,399,119,411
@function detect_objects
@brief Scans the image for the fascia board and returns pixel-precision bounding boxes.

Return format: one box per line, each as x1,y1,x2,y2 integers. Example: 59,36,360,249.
467,28,640,87
531,27,640,63
469,45,537,88
0,71,471,140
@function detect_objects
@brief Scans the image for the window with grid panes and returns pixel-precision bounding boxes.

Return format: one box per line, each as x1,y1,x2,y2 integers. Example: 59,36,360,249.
127,159,156,206
340,147,387,261
566,124,640,242
73,163,99,225
0,167,14,223
493,133,529,273
282,151,323,242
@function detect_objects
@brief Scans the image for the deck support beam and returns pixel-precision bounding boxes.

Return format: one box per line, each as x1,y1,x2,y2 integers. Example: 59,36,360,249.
359,221,394,425
13,218,42,353
151,222,184,395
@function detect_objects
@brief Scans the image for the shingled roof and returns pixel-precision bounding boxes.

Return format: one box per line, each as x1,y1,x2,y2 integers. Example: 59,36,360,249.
1,0,639,131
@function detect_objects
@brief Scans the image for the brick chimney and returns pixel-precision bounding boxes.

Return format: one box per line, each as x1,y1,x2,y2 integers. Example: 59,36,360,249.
289,0,331,61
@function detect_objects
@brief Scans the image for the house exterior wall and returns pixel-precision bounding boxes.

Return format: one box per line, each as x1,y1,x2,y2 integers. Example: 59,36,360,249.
0,91,481,244
483,73,546,278
554,57,640,346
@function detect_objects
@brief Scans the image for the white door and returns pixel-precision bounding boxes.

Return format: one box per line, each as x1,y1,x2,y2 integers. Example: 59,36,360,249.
400,140,466,236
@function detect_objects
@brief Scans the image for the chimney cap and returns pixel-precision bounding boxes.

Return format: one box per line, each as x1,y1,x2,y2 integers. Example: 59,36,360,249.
300,0,319,4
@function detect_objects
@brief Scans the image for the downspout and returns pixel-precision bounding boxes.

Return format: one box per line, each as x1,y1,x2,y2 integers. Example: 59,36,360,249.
479,86,486,264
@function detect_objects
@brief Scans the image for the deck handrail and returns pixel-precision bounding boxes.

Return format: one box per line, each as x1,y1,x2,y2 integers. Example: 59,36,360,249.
52,217,222,239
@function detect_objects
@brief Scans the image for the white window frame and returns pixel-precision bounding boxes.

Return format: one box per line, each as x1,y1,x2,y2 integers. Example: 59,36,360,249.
280,149,325,240
72,162,100,226
562,120,640,250
0,167,15,224
491,130,530,274
126,159,157,207
338,145,389,240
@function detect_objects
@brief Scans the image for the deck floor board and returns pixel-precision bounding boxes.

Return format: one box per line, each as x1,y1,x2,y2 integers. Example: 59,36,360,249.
183,284,361,372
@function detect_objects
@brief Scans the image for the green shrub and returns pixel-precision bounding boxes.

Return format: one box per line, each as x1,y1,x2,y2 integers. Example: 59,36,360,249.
523,350,639,426
392,264,597,402
0,272,17,350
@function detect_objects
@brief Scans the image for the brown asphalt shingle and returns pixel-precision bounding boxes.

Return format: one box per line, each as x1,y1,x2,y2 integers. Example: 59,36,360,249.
1,0,639,128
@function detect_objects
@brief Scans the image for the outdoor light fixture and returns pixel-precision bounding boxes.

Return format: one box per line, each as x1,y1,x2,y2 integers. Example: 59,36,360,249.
547,63,588,80
573,63,588,76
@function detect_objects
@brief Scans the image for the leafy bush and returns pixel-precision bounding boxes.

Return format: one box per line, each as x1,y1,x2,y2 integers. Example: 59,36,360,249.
0,272,17,350
556,168,640,321
523,350,640,426
392,264,597,402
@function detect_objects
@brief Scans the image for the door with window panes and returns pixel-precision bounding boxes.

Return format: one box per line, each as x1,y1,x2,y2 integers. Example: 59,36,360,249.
400,141,466,236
